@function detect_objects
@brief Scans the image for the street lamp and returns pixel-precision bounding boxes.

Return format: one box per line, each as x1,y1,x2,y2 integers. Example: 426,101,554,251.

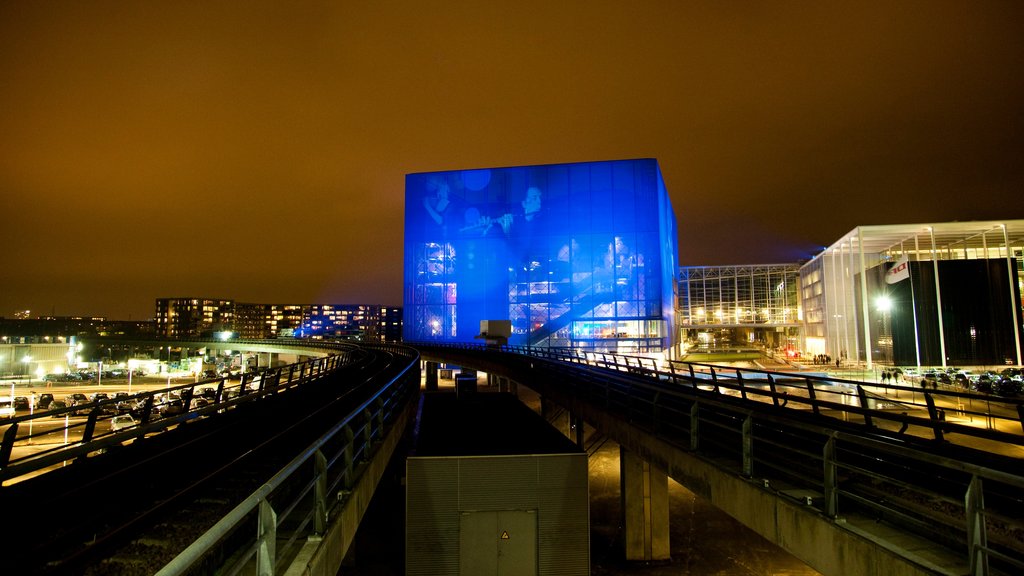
22,354,32,384
875,295,892,312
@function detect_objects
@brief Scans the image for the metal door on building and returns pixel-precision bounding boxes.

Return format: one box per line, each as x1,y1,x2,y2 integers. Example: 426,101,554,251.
459,510,537,576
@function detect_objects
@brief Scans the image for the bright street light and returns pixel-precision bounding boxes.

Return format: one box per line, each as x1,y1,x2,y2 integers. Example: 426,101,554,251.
875,295,893,312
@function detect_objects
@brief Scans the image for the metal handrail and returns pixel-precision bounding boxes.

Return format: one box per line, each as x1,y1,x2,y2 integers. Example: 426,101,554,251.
422,341,1024,448
155,344,419,575
413,342,1024,575
1,341,362,484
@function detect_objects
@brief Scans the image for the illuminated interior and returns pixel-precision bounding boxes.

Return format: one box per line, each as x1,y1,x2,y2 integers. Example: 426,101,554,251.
403,159,678,353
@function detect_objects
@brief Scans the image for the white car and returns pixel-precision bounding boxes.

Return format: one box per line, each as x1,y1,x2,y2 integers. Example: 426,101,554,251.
110,414,137,432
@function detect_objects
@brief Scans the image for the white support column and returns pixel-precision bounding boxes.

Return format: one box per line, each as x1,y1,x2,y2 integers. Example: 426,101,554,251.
829,250,840,359
929,228,948,368
1002,224,1023,365
847,240,859,363
858,229,873,370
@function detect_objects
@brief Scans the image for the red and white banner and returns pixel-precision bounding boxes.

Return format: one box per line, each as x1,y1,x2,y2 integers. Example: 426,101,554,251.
885,256,910,284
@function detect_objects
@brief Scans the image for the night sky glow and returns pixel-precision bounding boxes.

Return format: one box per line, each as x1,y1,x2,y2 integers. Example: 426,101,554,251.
1,1,1022,320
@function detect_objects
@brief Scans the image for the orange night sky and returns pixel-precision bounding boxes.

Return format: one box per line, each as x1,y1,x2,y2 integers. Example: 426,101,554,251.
2,1,1022,319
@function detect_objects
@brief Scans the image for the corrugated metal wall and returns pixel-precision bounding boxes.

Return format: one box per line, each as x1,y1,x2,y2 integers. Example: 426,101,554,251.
407,453,589,576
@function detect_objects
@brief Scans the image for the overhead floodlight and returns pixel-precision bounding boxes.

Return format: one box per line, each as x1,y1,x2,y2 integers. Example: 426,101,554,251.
875,295,893,312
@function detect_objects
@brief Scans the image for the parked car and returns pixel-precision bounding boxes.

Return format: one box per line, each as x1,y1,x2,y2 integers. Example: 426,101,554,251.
993,378,1023,397
67,393,88,405
49,400,68,415
110,414,137,432
14,396,30,411
37,393,54,410
162,399,185,417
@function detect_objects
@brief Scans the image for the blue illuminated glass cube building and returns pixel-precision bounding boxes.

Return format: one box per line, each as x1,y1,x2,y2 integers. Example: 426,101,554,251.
403,158,678,353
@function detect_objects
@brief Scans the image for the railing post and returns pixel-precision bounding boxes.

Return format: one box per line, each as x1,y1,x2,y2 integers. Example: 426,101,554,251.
689,403,700,450
652,391,661,434
181,388,194,412
767,374,779,407
924,392,946,442
140,394,155,424
742,415,753,477
965,474,989,576
363,409,373,448
805,379,819,415
314,449,328,535
710,366,719,394
737,371,747,401
256,500,277,576
856,385,874,428
824,434,838,518
342,425,355,490
81,407,101,446
0,422,19,468
376,398,386,437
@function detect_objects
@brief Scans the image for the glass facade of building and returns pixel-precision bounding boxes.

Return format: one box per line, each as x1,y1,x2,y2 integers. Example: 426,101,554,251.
800,221,1024,368
403,159,678,352
678,264,801,353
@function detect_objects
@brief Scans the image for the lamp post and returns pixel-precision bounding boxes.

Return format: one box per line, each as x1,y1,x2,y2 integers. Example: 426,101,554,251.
28,391,35,444
22,354,33,385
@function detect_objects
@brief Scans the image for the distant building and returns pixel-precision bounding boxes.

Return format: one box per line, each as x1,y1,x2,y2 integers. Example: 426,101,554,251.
677,264,801,355
0,316,156,343
404,158,678,353
155,298,235,339
156,298,402,342
799,221,1024,368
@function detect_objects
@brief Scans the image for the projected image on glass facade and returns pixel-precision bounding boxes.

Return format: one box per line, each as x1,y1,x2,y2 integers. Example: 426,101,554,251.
403,159,678,352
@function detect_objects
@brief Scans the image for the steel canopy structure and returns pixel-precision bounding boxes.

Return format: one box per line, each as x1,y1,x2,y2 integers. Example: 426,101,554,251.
800,220,1024,369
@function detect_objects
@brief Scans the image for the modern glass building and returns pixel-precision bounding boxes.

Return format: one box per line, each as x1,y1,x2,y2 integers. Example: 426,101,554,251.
678,264,801,354
800,221,1024,369
403,159,678,353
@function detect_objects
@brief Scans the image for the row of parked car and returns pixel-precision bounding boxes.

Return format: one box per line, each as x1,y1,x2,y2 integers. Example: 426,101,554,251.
911,367,1023,397
42,369,148,383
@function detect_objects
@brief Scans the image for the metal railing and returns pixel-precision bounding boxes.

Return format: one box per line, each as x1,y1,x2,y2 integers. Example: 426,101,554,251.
155,342,419,575
1,341,362,485
501,344,1024,448
415,342,1024,576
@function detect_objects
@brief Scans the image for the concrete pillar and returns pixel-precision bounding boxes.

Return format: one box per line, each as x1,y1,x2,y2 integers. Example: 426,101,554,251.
572,413,585,449
620,447,670,562
424,361,438,391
